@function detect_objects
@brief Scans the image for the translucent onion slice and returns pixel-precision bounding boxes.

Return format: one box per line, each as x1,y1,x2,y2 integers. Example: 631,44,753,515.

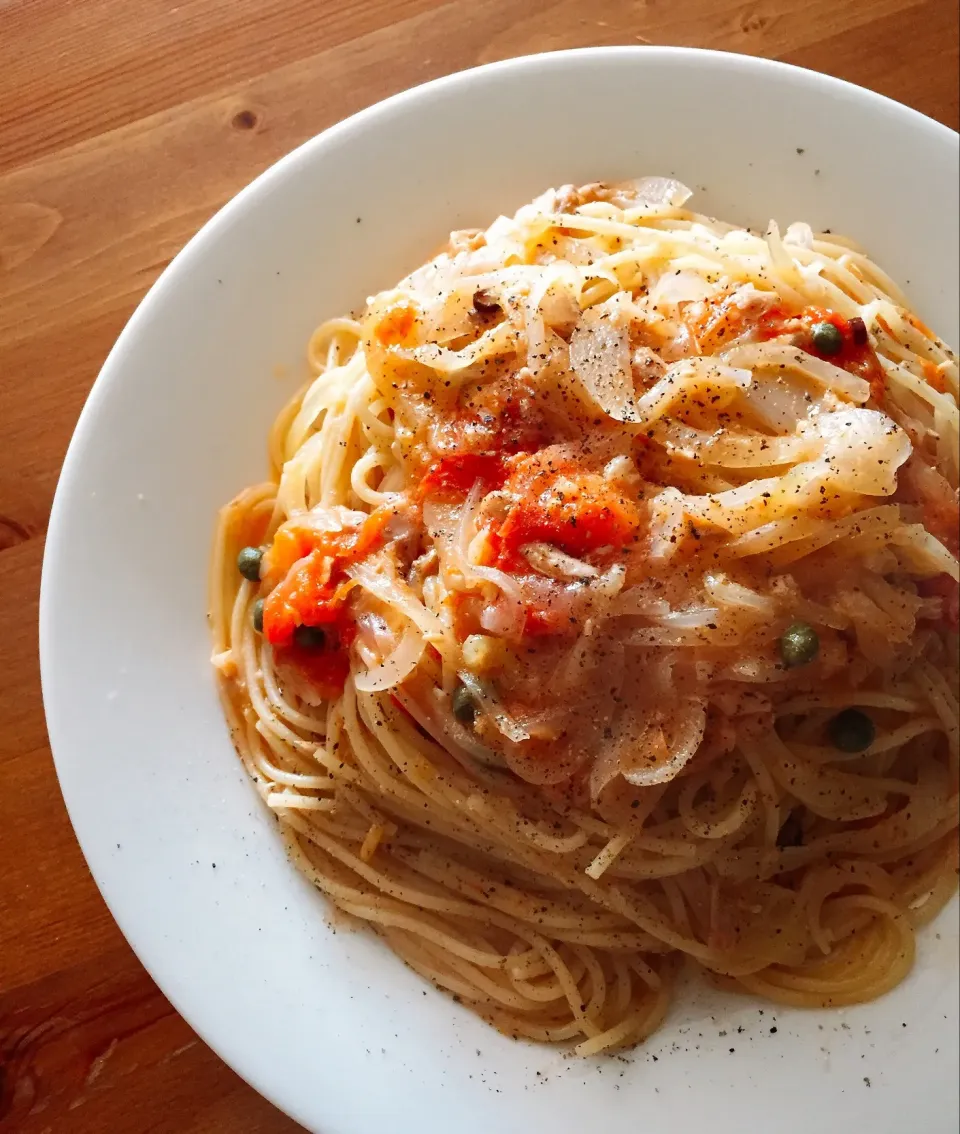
621,699,707,787
724,341,871,404
521,542,599,580
784,221,815,249
649,268,716,311
457,671,530,743
738,372,824,432
704,572,777,616
636,358,752,425
402,319,518,378
892,525,960,580
656,421,817,467
624,176,693,211
590,697,707,799
569,313,637,422
353,625,425,692
651,607,720,629
346,560,447,639
455,484,527,637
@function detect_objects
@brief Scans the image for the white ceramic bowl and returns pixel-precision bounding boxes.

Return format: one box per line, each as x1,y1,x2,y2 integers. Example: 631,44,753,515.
41,48,959,1134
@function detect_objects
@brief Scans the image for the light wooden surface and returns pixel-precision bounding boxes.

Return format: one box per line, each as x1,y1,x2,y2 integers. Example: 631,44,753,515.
0,2,956,1130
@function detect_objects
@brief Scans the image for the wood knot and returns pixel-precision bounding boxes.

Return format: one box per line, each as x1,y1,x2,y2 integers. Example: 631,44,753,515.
738,7,773,34
0,514,32,551
231,109,259,131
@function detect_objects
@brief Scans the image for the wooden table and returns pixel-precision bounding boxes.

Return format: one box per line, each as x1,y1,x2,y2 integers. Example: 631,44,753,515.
0,1,956,1130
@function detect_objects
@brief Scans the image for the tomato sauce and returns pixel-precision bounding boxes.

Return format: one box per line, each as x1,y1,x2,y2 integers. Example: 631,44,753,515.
261,510,389,678
418,452,507,499
495,457,640,564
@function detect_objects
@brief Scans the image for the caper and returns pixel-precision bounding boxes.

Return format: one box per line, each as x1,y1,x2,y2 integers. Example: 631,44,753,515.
293,624,326,650
451,682,476,725
810,321,844,356
237,546,263,581
252,598,264,633
828,708,876,753
778,621,819,668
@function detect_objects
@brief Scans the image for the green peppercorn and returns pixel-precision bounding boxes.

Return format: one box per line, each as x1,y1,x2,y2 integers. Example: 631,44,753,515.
252,598,264,634
451,682,476,725
778,621,820,668
828,708,876,753
237,546,263,581
293,624,326,650
810,321,844,356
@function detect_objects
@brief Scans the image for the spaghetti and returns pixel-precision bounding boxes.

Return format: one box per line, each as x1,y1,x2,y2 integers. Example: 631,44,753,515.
211,179,959,1054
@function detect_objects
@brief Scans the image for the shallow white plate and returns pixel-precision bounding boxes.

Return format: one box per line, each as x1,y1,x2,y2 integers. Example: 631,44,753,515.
41,48,959,1134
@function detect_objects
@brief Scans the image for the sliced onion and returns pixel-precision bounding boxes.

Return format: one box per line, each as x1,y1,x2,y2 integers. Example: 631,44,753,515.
423,494,525,639
404,319,518,378
652,606,720,629
480,600,522,636
603,454,643,488
704,572,777,616
527,261,581,362
521,542,598,580
590,697,707,799
354,610,393,655
457,670,530,743
346,560,446,639
633,349,669,392
676,410,908,540
539,277,581,331
658,420,816,466
627,176,693,210
592,563,627,602
739,372,821,432
765,220,793,276
518,563,626,629
612,587,671,618
301,503,369,533
636,358,752,425
892,525,960,580
816,408,911,494
454,483,527,637
354,625,425,692
649,269,716,311
623,699,707,787
569,313,637,422
724,341,871,403
784,221,814,249
646,486,688,561
521,290,549,378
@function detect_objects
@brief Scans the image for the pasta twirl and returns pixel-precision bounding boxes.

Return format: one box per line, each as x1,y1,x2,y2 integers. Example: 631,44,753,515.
211,179,959,1055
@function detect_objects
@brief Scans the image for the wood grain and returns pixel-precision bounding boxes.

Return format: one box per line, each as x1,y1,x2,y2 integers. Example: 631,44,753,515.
0,1,955,1130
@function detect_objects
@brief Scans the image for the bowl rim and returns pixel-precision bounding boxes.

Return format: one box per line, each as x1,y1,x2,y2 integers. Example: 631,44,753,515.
39,44,960,1131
